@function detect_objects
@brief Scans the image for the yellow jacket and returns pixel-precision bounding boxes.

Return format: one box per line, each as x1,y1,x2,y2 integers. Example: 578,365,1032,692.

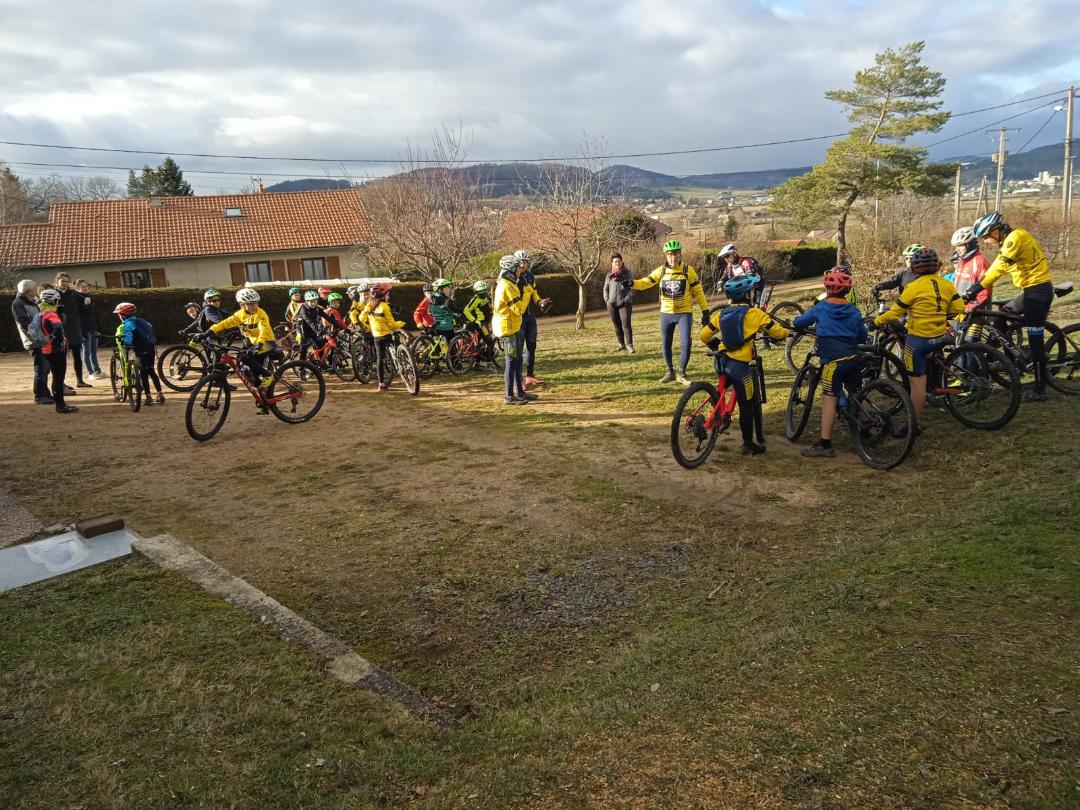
360,301,404,338
875,274,965,338
981,227,1051,290
492,277,537,338
633,264,708,314
211,307,275,350
700,305,790,363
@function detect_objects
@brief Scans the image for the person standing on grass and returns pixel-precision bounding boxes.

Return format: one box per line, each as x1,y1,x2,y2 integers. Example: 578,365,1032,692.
633,239,709,386
10,279,53,405
603,253,635,353
76,279,102,380
493,255,539,406
514,249,545,388
54,272,92,388
36,289,78,413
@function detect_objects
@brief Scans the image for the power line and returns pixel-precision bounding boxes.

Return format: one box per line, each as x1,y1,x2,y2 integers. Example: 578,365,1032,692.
1015,108,1060,153
0,88,1071,166
922,97,1065,149
3,160,386,182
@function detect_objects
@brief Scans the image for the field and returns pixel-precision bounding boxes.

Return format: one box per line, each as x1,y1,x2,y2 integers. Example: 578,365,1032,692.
2,281,1079,809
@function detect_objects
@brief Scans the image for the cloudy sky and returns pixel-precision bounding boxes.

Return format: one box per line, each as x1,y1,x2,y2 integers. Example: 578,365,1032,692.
2,0,1078,192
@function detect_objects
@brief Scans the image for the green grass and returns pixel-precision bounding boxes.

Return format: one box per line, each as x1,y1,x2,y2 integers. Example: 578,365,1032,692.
2,296,1079,808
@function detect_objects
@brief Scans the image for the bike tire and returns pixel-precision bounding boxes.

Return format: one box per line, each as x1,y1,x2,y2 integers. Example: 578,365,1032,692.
128,356,143,412
109,352,124,402
941,343,1021,430
447,334,475,376
1045,322,1080,395
185,373,231,441
849,377,916,470
351,339,375,384
785,364,819,441
784,332,812,373
157,345,209,392
410,335,437,379
670,381,720,469
394,345,421,395
768,301,803,327
268,361,326,424
331,348,353,383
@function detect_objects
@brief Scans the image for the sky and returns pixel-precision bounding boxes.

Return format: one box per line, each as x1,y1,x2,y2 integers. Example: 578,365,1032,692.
1,0,1078,193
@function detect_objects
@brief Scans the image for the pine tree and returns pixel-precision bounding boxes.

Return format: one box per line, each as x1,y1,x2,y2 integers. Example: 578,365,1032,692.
771,42,953,259
156,156,193,196
127,166,160,197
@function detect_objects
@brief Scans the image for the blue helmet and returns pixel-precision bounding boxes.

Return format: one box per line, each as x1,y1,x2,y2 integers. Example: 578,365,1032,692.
723,274,758,300
973,211,1004,238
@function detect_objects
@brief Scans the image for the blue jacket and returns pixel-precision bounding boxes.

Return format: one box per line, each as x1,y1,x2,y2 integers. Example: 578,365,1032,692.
792,299,867,363
517,269,538,321
121,316,157,354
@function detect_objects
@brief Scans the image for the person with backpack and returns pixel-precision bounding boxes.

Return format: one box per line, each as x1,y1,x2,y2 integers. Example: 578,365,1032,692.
35,288,78,413
9,279,53,405
114,302,166,406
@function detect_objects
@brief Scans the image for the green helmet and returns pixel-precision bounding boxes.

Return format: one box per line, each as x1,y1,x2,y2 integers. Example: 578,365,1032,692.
433,278,452,290
203,288,221,301
288,286,301,296
663,240,682,253
901,243,923,259
472,280,490,294
327,292,343,303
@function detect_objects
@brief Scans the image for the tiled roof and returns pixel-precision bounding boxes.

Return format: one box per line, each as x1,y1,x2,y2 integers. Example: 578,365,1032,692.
498,206,671,250
0,188,374,269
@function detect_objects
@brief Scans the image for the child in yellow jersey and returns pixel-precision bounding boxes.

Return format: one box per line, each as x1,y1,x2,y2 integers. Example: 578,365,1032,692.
208,288,282,394
874,247,965,431
700,275,790,455
360,283,405,391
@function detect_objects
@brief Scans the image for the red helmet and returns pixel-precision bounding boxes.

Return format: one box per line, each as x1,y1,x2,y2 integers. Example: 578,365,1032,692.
113,302,137,317
369,283,392,299
318,286,332,298
822,268,853,295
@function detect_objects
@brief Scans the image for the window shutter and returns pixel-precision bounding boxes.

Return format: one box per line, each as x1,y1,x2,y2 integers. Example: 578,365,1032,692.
104,271,122,288
326,255,341,279
230,262,246,285
271,259,287,281
149,268,167,288
287,258,302,280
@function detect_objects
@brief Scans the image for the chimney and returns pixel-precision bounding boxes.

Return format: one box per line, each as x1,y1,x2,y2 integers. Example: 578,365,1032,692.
148,197,165,208
258,182,264,193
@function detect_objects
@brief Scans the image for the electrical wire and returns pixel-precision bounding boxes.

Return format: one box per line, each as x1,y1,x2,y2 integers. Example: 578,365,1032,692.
1015,108,1060,153
922,97,1065,149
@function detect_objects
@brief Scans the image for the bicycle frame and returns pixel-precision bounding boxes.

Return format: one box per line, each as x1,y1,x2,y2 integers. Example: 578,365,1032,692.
205,341,301,408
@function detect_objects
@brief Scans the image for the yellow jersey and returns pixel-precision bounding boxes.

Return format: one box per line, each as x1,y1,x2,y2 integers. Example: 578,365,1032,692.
210,307,275,350
874,275,965,338
360,301,404,338
981,227,1051,290
700,305,790,363
633,264,709,314
492,278,536,338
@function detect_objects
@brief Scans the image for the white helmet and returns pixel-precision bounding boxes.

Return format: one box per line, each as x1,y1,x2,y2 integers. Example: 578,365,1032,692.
499,255,520,272
513,249,531,263
39,288,62,306
356,281,370,293
235,288,261,304
950,227,976,247
718,243,738,259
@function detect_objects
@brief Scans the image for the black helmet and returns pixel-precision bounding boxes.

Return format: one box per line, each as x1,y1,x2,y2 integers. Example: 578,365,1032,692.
909,247,941,275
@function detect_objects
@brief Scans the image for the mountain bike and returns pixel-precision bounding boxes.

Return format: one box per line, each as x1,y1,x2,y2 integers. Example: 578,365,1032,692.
109,343,143,412
374,331,420,395
448,326,503,374
410,330,456,379
304,329,353,382
785,342,916,470
184,337,326,441
158,329,243,392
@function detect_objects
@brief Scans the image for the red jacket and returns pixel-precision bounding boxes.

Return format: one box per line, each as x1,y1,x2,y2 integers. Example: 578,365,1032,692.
954,252,990,309
325,307,348,332
40,310,67,355
414,298,434,329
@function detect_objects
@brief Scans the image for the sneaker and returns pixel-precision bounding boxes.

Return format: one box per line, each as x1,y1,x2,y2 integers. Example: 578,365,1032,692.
659,371,676,384
56,404,78,414
77,380,93,388
143,396,154,407
63,385,76,395
891,422,923,439
524,375,544,388
801,443,836,458
86,372,96,381
155,394,166,405
1022,389,1048,402
613,345,626,353
35,396,55,405
504,396,528,406
741,442,767,456
626,345,635,354
519,391,539,401
675,373,692,387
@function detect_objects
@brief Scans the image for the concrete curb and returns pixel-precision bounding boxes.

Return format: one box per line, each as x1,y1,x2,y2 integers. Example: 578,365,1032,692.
133,533,455,731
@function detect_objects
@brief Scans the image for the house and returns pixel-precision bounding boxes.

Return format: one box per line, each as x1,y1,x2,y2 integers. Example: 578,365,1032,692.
497,205,673,252
0,188,375,289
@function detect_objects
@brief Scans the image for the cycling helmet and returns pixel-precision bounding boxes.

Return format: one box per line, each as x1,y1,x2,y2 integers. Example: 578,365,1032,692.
422,283,433,293
303,290,319,302
112,301,136,316
498,255,519,272
356,281,370,293
288,286,301,296
718,243,738,259
39,288,62,306
236,287,261,304
184,301,201,310
432,278,452,290
663,239,682,253
901,243,923,259
472,280,490,294
822,268,853,295
327,292,343,303
369,283,392,299
318,286,332,298
345,285,357,300
513,250,532,263
203,288,221,301
950,227,976,246
723,274,759,300
973,211,1004,238
908,247,940,274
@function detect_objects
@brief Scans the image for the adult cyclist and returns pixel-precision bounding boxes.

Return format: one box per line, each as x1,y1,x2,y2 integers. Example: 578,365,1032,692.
717,243,766,304
963,211,1054,401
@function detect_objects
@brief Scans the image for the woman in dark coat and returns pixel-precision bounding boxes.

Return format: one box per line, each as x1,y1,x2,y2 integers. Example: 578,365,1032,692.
602,253,635,353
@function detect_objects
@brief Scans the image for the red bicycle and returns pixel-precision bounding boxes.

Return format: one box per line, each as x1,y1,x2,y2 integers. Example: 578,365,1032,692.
669,350,742,468
184,337,326,441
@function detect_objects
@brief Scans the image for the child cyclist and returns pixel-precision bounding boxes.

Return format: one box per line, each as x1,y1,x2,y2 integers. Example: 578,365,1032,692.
699,275,790,455
792,269,868,458
414,283,435,331
206,288,282,396
463,280,495,357
361,283,406,392
349,282,370,328
285,287,303,325
874,247,965,431
295,289,336,363
428,278,459,349
324,292,349,332
114,302,166,405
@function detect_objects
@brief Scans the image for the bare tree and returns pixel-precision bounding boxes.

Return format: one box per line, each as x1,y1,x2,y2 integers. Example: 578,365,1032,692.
22,174,123,217
358,125,502,282
526,137,647,329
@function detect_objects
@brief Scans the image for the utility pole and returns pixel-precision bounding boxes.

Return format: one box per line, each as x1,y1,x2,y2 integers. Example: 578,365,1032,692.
987,128,1015,214
1063,87,1074,260
977,175,989,217
953,162,974,229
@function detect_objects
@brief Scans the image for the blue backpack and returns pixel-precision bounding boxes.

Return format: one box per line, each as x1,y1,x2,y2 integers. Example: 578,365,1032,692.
720,305,749,351
128,317,156,352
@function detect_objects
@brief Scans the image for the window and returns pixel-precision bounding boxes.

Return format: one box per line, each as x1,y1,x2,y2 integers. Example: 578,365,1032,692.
245,261,272,283
121,270,151,288
301,258,327,280
224,206,242,218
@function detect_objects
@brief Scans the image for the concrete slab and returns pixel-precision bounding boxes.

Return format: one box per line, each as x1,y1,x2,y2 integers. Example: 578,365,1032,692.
0,529,134,593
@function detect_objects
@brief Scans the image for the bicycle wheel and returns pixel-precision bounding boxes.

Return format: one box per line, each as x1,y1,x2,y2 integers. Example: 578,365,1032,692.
268,361,326,423
331,347,353,382
128,356,143,412
185,373,231,441
940,343,1020,430
784,331,813,373
849,378,916,470
109,352,124,401
489,336,504,371
670,381,721,469
410,335,436,379
157,345,208,392
1045,322,1080,395
394,345,420,395
351,339,375,384
447,334,475,375
785,364,819,441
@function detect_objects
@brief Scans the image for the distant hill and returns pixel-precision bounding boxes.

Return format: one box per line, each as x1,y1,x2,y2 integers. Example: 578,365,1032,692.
264,178,355,193
603,164,810,192
958,142,1069,183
